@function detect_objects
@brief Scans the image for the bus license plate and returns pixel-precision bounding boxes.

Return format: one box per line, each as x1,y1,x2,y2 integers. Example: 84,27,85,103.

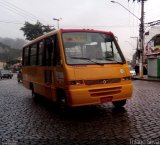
100,97,113,103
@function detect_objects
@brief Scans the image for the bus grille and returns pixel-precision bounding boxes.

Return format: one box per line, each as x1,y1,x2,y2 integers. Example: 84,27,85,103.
84,78,121,85
88,87,122,97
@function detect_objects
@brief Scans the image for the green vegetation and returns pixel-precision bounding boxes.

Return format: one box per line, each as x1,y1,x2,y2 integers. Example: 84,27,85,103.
0,42,21,62
20,21,54,40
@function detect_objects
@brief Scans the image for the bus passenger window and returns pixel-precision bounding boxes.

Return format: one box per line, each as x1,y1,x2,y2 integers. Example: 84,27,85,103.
30,44,37,66
101,39,122,62
38,41,44,66
23,47,29,66
53,35,61,66
45,37,54,66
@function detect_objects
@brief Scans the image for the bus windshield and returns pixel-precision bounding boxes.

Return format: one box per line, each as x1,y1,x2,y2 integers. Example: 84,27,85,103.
62,32,125,65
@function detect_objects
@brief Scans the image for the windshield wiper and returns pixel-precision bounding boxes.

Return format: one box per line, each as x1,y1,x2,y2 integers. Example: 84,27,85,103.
70,56,104,65
105,58,124,64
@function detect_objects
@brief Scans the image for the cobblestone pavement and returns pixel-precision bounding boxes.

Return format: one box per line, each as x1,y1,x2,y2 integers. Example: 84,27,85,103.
1,75,160,145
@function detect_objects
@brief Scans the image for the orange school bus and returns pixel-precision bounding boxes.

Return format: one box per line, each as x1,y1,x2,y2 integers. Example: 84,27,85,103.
22,29,133,108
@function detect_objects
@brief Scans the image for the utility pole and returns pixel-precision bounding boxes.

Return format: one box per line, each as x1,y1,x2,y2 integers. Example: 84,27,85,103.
128,0,147,77
139,0,145,78
111,0,146,77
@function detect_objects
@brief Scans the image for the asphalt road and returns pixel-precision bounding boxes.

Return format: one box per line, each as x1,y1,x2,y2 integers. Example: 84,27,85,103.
1,75,160,145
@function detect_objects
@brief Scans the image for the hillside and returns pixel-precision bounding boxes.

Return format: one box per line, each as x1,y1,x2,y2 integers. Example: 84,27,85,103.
0,37,27,49
0,42,21,62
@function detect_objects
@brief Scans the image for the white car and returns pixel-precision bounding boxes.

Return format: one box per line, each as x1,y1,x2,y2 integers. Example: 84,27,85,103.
130,69,136,77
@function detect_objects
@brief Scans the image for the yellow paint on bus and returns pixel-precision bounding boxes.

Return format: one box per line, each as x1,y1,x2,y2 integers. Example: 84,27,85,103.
22,29,133,108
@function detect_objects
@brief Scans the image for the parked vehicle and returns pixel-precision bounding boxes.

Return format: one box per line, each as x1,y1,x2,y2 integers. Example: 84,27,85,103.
9,70,13,77
130,69,136,77
0,70,13,79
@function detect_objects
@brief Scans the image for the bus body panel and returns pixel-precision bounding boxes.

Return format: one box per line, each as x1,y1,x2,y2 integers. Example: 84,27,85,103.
22,66,56,100
63,63,132,106
73,65,129,80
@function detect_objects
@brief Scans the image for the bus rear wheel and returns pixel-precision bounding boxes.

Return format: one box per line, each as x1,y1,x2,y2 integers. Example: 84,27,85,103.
30,83,38,98
112,100,126,108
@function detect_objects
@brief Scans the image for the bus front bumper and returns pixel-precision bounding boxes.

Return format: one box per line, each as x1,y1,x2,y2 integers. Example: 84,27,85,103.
65,84,133,107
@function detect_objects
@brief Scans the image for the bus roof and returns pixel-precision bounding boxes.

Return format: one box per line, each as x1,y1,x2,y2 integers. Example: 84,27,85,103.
23,29,114,48
61,29,113,35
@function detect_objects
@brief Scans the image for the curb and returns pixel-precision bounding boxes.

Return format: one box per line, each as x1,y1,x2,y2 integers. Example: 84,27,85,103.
132,77,160,82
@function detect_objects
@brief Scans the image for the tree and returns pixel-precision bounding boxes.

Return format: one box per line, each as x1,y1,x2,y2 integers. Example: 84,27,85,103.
20,21,54,40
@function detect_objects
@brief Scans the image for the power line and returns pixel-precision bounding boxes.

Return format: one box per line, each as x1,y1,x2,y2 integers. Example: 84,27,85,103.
0,19,54,30
0,3,36,22
0,20,23,25
1,0,42,21
0,19,138,28
0,0,49,24
146,20,160,26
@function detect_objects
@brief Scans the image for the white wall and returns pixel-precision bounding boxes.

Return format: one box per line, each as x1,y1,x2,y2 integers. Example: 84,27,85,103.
0,62,5,69
148,59,157,77
145,26,160,44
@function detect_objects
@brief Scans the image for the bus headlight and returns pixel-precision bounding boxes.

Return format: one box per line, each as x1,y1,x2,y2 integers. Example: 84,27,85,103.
122,76,131,81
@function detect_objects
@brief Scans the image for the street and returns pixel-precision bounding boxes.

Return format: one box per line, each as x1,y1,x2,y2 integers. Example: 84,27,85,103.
1,74,160,145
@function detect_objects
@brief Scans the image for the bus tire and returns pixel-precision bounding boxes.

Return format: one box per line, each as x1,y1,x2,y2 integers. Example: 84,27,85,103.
112,100,126,108
56,89,68,112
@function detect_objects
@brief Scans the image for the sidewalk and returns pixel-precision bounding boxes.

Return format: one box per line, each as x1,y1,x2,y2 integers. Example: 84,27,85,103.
132,75,160,82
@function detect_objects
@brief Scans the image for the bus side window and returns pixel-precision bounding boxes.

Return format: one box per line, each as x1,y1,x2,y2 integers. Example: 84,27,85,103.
38,40,45,66
23,47,29,66
38,41,44,66
103,40,122,62
45,37,53,66
30,44,37,66
53,35,61,66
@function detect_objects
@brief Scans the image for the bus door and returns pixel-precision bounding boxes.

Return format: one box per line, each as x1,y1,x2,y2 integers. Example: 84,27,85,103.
44,35,60,101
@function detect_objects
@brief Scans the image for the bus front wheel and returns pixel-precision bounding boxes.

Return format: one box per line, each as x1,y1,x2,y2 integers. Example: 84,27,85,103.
56,90,68,112
112,100,126,108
